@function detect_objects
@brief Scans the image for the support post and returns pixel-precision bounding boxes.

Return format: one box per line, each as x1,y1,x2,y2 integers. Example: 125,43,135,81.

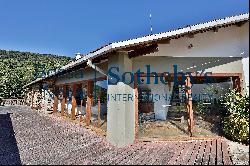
107,51,135,147
71,84,77,120
61,85,66,116
53,87,58,113
242,57,249,95
86,80,93,126
31,88,34,109
233,77,241,93
185,76,194,136
98,96,101,128
134,74,139,140
65,97,69,117
80,99,83,122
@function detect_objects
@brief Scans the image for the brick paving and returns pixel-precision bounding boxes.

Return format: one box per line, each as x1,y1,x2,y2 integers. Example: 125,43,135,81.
0,106,234,165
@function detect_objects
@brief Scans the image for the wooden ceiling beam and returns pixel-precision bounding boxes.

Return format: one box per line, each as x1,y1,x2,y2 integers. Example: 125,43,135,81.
235,20,248,27
92,57,101,64
157,38,171,44
128,43,158,59
213,27,219,32
92,51,114,63
121,44,147,51
186,33,194,38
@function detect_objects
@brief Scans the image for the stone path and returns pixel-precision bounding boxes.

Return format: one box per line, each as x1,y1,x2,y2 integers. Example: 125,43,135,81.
0,106,234,165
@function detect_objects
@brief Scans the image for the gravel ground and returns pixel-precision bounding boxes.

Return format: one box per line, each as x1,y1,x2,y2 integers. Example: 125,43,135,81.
0,106,244,165
226,139,249,165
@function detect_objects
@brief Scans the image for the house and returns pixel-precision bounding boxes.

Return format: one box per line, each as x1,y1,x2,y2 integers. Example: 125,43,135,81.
25,13,249,147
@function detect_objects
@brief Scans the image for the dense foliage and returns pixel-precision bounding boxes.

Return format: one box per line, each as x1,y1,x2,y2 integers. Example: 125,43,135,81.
223,89,249,143
194,84,230,116
0,49,71,99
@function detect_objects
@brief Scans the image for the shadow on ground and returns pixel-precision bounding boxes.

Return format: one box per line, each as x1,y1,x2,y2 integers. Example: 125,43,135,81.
0,112,21,165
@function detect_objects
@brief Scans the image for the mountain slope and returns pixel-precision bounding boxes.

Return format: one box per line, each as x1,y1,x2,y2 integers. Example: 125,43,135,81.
0,49,72,99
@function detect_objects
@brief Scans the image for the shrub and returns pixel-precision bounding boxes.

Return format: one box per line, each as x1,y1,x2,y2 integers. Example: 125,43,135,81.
223,89,249,143
194,84,230,116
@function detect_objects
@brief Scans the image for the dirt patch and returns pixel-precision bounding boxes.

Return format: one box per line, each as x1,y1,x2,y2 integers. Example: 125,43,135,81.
138,116,220,140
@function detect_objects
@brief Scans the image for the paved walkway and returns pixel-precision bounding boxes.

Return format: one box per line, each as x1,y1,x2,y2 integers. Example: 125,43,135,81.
0,106,233,165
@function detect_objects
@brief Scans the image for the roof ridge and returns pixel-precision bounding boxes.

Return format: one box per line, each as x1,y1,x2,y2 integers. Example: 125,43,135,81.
110,12,249,47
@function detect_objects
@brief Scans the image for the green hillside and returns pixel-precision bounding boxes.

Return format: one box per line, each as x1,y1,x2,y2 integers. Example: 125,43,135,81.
0,49,72,99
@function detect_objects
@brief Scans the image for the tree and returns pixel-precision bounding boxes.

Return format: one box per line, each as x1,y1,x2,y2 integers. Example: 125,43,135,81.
0,49,71,99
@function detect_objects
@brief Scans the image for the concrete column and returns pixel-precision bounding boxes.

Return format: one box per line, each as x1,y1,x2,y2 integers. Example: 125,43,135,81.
107,51,135,147
242,57,249,95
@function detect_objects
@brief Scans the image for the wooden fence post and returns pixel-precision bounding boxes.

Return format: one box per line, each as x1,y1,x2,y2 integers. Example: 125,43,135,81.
134,74,139,140
185,76,194,136
80,100,83,122
31,89,34,109
53,90,58,114
98,96,101,128
71,84,77,120
53,85,60,113
61,85,66,116
86,80,93,126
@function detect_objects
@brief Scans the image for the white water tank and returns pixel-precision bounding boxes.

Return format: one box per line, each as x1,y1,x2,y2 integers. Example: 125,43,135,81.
75,53,82,60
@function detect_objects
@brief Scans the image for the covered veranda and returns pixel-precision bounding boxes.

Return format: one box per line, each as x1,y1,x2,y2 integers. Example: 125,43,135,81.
25,13,249,147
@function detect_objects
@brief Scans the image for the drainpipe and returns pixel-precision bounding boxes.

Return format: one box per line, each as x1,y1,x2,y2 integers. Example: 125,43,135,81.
86,59,108,77
86,59,108,102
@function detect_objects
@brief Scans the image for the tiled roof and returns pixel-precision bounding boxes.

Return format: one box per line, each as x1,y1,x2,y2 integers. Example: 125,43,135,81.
25,13,249,87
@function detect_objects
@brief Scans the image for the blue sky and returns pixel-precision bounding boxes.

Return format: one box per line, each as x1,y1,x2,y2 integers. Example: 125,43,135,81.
0,0,248,57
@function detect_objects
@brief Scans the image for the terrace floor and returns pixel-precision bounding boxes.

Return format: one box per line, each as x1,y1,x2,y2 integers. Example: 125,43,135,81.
0,106,247,165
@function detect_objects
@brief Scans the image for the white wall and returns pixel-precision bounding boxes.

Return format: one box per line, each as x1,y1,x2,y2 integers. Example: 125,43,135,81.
242,57,249,95
144,22,249,58
132,56,243,74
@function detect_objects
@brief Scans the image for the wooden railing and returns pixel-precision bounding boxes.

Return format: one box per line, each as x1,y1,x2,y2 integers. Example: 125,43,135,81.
0,99,26,106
